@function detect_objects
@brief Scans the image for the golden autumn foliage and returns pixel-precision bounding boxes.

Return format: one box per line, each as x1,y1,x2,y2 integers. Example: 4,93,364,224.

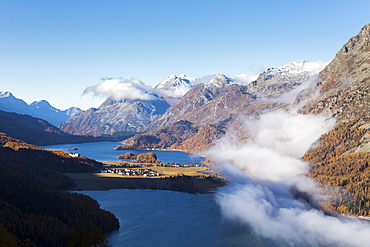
303,120,370,216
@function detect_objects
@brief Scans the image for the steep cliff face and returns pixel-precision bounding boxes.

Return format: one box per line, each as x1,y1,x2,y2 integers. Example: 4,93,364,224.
59,96,170,136
298,24,370,121
299,24,370,217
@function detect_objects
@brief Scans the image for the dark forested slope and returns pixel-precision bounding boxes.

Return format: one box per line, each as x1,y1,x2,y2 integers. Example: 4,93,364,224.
0,133,119,246
0,109,96,146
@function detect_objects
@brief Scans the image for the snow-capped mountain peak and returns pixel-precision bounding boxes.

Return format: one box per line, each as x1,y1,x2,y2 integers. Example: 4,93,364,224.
247,60,328,99
0,91,80,126
31,100,53,109
0,91,14,98
280,59,328,75
207,73,234,87
155,74,196,98
155,74,196,89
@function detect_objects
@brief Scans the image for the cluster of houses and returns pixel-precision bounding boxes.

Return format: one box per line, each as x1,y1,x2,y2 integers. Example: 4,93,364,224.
68,152,80,158
158,162,202,168
103,168,162,177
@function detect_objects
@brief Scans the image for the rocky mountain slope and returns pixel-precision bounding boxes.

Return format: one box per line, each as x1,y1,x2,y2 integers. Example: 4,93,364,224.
298,24,370,122
248,60,327,99
297,23,370,217
122,73,290,152
60,95,170,137
155,74,196,99
0,91,80,126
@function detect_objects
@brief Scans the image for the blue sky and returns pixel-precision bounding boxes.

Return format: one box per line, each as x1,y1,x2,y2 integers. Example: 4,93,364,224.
0,0,369,110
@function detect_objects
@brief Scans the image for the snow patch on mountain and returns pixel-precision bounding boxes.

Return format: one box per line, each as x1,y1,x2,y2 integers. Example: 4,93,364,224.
155,74,196,98
227,73,259,85
206,73,235,88
247,60,328,99
280,59,328,74
0,91,80,126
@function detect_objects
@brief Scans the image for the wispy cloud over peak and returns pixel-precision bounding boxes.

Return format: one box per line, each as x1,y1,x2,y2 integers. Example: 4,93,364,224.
83,78,158,101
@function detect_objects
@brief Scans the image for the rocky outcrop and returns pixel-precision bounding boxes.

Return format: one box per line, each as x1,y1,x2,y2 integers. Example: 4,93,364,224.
118,152,137,159
136,152,158,163
298,24,370,122
60,96,170,136
248,60,317,99
118,152,159,163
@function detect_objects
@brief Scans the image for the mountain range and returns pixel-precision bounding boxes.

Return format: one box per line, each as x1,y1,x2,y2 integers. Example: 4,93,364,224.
59,60,325,138
119,61,327,152
0,109,96,146
155,74,196,101
59,94,170,137
0,91,80,127
1,22,370,226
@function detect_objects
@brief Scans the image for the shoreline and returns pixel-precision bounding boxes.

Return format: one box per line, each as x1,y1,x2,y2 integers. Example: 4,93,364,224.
65,172,227,194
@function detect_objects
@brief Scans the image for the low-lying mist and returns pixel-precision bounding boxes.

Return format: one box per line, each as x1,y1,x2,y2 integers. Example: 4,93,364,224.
205,110,370,247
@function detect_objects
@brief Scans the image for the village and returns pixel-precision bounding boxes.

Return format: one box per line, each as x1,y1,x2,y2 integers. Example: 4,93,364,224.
102,161,205,178
102,167,162,177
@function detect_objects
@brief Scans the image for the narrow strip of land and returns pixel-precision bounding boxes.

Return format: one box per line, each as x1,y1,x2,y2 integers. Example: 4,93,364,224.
65,172,225,194
65,160,226,193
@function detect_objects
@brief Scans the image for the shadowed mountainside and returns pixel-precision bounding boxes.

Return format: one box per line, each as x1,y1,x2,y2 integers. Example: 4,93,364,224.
0,109,96,146
0,133,119,246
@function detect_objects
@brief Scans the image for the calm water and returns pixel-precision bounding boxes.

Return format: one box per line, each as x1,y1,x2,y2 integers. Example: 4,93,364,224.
77,189,278,247
44,141,204,163
46,142,279,246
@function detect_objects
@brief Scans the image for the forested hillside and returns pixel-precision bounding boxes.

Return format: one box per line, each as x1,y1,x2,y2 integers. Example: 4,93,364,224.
304,120,370,217
0,133,119,246
0,109,96,146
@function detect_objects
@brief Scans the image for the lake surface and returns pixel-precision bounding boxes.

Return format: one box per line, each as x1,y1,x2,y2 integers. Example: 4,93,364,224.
78,189,279,247
44,141,204,164
46,142,280,246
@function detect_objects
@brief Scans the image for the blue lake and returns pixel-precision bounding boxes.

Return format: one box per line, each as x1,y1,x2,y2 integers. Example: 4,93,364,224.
45,142,281,246
78,189,279,247
44,141,204,164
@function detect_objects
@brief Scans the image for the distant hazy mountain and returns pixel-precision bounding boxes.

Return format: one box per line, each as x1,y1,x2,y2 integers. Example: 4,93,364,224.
0,109,95,146
59,94,170,137
0,91,80,127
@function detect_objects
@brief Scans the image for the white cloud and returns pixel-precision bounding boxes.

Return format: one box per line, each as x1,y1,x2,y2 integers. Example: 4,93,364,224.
301,60,329,74
227,73,259,85
83,78,157,101
156,84,193,98
205,110,370,246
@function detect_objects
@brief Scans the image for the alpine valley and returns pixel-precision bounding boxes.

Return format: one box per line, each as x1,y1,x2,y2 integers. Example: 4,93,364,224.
2,23,370,246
